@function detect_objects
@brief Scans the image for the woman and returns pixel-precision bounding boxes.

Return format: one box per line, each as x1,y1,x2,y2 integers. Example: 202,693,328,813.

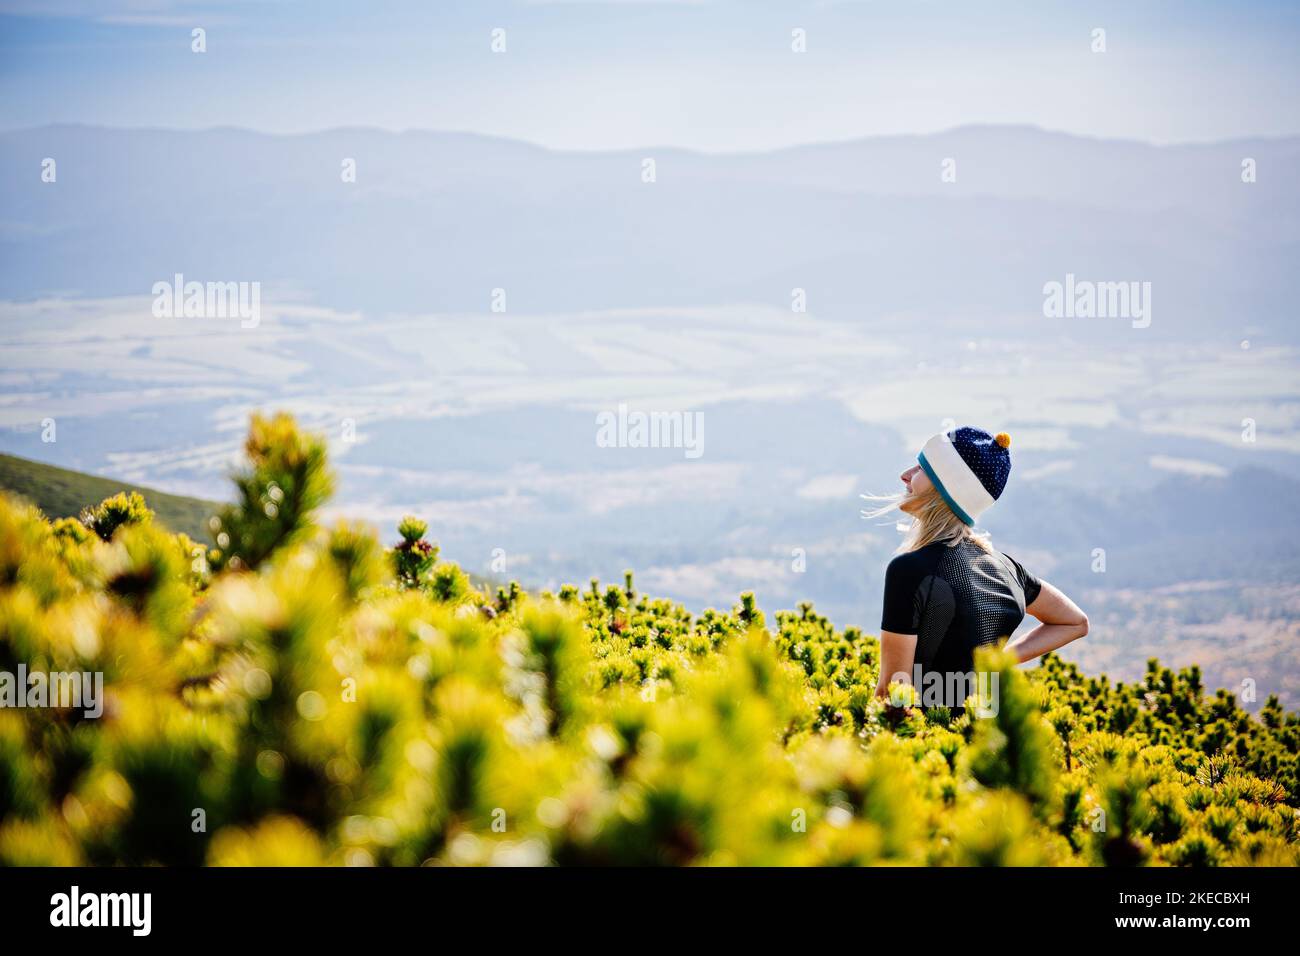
866,426,1088,709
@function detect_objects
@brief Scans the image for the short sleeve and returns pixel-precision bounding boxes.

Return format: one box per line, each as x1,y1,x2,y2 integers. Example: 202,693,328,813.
1003,553,1042,606
880,554,920,634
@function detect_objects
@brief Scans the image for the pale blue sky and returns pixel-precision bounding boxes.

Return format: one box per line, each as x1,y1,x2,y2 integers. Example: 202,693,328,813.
1,0,1297,150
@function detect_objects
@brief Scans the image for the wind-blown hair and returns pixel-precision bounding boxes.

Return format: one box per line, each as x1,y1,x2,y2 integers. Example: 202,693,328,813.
861,485,994,554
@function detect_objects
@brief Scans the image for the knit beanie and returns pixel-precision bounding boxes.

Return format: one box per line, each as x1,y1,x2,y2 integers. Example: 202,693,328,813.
917,426,1012,526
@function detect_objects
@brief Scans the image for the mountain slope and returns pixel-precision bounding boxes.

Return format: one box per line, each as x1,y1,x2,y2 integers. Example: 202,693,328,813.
0,452,220,541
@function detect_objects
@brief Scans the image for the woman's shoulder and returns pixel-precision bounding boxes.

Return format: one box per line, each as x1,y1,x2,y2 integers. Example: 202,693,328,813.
994,549,1029,574
885,542,946,576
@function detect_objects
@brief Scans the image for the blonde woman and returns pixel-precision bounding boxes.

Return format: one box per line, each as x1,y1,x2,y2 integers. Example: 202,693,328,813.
868,427,1088,709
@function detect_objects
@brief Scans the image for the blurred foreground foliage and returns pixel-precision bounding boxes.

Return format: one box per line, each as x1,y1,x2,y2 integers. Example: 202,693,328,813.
1,413,1297,866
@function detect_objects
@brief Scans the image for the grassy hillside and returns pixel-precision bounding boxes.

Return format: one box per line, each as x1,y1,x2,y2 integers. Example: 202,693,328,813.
0,452,221,542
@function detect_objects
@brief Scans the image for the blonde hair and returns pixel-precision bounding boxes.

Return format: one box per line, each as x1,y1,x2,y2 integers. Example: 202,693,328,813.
861,485,994,554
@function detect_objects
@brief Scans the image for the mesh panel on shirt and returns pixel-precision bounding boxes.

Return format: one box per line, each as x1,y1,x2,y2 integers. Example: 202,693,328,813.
915,539,1027,671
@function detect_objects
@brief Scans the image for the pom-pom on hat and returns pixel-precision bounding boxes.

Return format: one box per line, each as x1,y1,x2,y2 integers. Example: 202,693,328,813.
916,426,1012,526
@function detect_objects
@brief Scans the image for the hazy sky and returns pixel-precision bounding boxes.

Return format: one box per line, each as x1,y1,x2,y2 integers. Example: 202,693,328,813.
2,0,1297,151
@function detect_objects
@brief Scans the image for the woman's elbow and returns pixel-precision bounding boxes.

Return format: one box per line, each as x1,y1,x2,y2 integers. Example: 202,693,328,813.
1075,613,1089,639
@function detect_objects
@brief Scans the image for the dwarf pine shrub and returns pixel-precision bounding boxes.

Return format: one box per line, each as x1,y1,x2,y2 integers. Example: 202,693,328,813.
80,491,153,542
0,412,1296,866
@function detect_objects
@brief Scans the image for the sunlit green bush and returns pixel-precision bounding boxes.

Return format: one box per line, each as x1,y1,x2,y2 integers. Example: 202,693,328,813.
0,413,1296,866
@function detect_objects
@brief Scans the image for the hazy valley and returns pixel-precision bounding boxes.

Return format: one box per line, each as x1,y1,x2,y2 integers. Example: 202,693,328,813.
2,123,1297,705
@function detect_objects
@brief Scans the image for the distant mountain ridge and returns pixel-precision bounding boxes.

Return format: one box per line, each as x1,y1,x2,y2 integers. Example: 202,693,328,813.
2,123,1295,336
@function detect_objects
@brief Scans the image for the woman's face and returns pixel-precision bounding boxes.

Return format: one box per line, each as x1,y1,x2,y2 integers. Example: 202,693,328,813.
898,463,932,514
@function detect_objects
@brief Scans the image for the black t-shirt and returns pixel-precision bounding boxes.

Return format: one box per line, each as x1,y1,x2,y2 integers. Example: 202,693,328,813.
880,539,1041,707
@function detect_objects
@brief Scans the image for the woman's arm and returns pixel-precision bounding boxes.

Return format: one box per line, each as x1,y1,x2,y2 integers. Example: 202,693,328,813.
1003,580,1088,664
874,630,918,699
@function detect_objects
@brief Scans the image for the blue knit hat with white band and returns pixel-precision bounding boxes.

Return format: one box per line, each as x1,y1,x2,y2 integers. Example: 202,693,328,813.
916,426,1012,526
